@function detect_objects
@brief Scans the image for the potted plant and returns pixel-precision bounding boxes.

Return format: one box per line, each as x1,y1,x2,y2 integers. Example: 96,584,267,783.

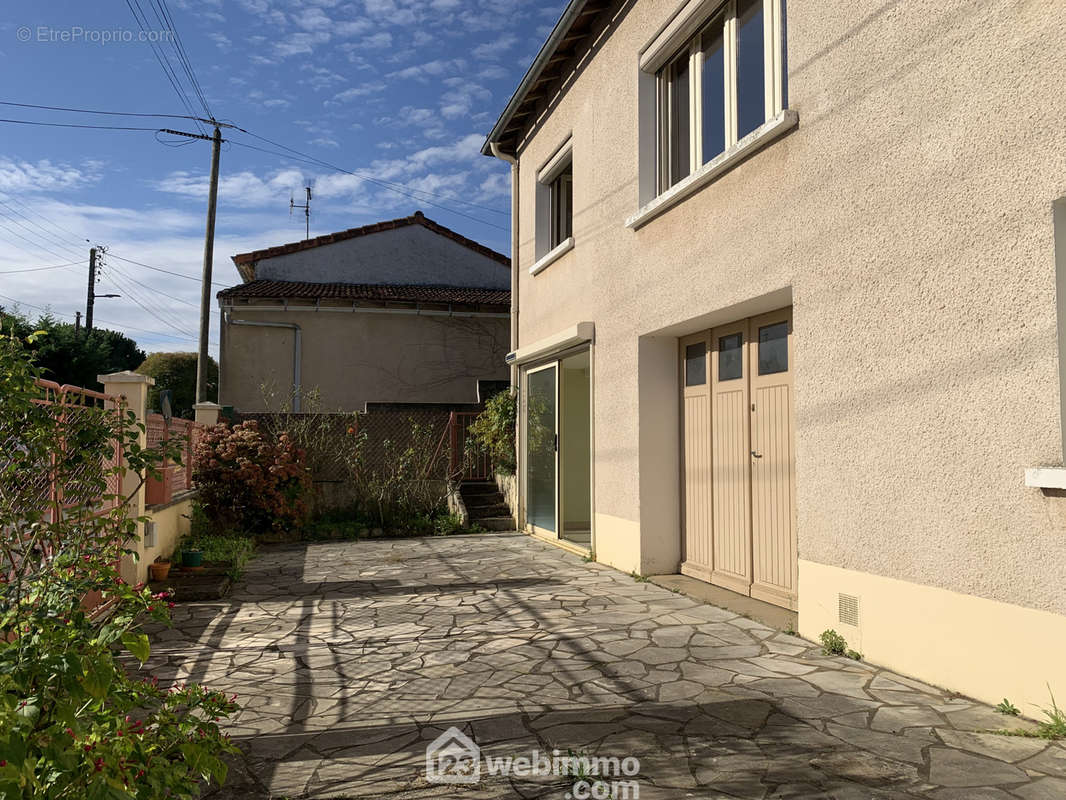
149,556,172,581
181,548,203,569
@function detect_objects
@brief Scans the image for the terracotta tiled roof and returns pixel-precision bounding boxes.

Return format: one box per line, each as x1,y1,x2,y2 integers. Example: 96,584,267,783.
230,210,510,267
217,280,510,308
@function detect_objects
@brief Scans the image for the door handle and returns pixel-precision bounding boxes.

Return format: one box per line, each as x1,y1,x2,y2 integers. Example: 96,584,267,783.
751,451,762,459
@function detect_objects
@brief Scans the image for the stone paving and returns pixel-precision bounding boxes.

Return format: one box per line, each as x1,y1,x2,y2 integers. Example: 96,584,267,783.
137,533,1066,799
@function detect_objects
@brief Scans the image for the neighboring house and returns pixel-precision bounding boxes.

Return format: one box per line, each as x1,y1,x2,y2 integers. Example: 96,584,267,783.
218,211,510,412
483,0,1066,711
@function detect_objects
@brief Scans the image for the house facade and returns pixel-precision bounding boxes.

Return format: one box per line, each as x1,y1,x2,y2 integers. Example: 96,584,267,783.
484,0,1066,712
218,212,510,412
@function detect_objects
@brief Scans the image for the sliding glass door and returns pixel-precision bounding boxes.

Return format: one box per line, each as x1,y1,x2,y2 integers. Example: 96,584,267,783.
525,364,558,534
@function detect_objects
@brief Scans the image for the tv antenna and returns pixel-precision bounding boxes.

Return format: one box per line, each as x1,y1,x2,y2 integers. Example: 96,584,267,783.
290,186,312,240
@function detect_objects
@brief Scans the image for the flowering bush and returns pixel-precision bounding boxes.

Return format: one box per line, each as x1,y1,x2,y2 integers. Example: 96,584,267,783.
0,329,238,799
193,420,312,534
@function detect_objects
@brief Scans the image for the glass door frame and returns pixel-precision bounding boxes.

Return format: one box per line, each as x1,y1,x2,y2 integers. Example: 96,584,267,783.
523,361,559,538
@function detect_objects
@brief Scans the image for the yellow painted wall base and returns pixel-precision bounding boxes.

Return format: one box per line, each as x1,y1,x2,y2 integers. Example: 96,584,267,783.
125,494,195,584
593,512,642,575
799,559,1066,718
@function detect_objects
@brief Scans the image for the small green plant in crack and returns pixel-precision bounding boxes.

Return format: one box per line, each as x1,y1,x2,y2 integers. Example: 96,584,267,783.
845,649,863,661
994,686,1066,740
783,622,799,637
630,571,651,583
995,698,1021,717
582,550,596,563
819,628,848,657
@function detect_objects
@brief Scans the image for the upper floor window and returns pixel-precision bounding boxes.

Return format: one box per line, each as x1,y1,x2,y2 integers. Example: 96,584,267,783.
533,136,576,274
549,163,573,248
655,0,787,194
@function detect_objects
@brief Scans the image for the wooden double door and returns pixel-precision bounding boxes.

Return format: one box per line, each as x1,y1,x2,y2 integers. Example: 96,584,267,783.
680,307,797,609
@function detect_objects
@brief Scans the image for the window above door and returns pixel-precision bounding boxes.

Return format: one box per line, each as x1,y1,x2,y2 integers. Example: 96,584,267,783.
629,0,797,229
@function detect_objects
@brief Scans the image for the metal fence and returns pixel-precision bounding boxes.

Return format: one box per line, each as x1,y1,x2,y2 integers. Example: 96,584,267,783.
0,379,126,523
145,415,203,495
449,411,492,481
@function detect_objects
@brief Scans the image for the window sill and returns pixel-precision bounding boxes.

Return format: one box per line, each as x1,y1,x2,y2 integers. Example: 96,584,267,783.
1025,467,1066,489
530,236,574,276
626,109,799,231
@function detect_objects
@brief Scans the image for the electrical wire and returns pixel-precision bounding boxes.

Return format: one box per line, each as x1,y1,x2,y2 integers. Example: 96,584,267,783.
0,118,163,132
100,270,199,338
0,198,87,254
0,215,81,262
0,260,82,274
108,252,229,288
0,291,218,345
108,262,198,308
0,100,207,122
124,0,207,135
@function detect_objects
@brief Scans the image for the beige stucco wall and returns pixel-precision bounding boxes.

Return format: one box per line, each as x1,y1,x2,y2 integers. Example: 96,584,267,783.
509,0,1066,626
219,305,510,412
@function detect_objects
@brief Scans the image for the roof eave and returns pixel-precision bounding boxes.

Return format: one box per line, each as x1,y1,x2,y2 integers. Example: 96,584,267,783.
481,0,589,159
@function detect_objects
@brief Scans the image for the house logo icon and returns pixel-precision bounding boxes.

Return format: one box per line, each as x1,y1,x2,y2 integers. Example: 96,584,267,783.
425,726,481,785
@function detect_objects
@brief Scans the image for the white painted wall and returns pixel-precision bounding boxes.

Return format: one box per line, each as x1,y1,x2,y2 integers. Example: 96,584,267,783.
256,225,510,288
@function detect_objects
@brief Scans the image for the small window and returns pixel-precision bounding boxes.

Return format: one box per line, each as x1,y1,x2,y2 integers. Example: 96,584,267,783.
758,322,788,375
685,343,706,386
718,333,743,381
659,51,691,192
550,164,573,248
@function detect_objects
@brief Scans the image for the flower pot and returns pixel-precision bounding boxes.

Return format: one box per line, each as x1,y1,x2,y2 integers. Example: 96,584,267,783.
181,550,203,568
149,561,171,581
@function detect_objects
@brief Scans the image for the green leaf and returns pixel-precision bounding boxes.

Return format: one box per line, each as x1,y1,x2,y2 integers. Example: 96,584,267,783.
80,658,112,700
120,632,151,663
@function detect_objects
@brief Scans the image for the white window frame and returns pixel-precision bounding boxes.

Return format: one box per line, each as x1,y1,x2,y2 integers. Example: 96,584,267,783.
631,0,795,227
533,136,576,275
655,0,784,192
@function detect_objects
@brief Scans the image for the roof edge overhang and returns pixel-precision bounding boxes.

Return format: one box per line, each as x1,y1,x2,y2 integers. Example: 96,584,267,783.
481,0,590,159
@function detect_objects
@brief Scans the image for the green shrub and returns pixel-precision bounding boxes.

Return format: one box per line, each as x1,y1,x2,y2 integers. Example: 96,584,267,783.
468,389,517,475
136,351,218,419
193,420,312,534
0,330,237,799
819,629,848,656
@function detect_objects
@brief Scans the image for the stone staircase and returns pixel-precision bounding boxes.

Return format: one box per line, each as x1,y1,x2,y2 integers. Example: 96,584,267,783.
460,481,515,531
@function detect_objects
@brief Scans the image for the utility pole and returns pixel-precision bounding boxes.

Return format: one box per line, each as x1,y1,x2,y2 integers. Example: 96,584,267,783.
75,311,81,335
195,125,222,405
84,246,119,335
85,247,97,333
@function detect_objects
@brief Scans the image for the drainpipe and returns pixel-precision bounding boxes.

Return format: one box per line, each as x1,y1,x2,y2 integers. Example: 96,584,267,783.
490,141,520,387
224,312,302,412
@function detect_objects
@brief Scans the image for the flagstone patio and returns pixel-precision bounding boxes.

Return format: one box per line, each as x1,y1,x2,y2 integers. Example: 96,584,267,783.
138,533,1066,799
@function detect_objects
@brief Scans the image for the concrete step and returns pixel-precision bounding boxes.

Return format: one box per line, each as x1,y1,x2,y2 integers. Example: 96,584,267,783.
464,492,505,508
469,503,511,519
475,516,516,532
460,481,499,496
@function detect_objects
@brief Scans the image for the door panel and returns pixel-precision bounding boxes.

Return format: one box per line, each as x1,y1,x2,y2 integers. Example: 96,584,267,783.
710,321,752,595
748,308,797,609
680,334,712,578
526,365,558,534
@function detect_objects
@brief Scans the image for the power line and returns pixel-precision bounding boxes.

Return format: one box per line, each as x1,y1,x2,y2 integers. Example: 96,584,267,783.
0,100,205,121
0,198,86,254
0,215,80,262
0,117,163,132
0,260,82,274
0,192,90,244
0,291,217,345
151,0,213,120
124,0,207,135
104,269,198,337
108,252,230,288
108,262,198,308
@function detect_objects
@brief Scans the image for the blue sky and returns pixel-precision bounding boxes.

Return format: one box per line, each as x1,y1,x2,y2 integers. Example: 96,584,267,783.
0,0,562,355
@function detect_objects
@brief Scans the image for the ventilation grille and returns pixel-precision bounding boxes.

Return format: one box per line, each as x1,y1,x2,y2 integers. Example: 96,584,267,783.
838,593,860,627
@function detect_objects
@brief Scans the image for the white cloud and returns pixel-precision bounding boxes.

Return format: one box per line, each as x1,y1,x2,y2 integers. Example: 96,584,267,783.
472,34,516,61
0,159,101,193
